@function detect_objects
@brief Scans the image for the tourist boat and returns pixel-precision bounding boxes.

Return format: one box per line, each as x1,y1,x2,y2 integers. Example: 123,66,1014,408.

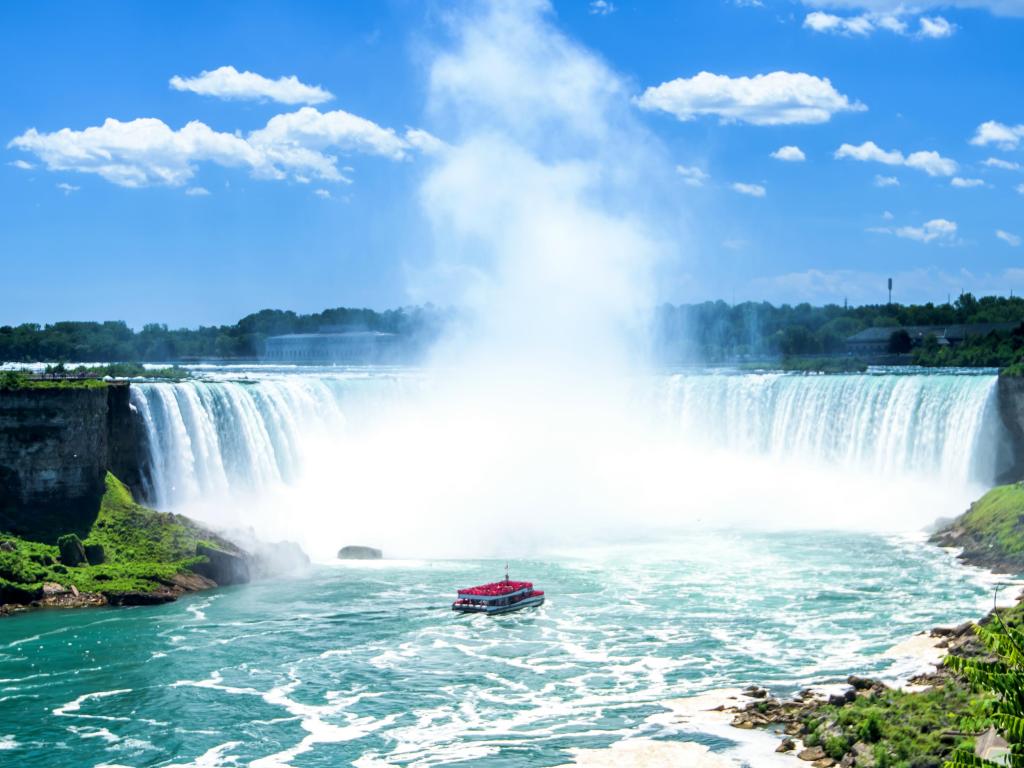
452,568,545,615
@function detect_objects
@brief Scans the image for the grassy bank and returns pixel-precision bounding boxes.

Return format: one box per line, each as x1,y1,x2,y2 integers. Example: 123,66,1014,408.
1,473,222,604
931,481,1024,571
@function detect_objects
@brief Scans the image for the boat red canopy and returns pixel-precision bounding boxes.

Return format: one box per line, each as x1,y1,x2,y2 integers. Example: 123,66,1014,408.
458,580,533,597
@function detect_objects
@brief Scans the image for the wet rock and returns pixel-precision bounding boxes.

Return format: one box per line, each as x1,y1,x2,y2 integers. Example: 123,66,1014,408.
813,759,835,768
106,590,178,606
777,737,796,753
193,543,250,586
847,675,876,690
799,746,826,761
42,581,67,597
337,545,382,560
167,572,217,592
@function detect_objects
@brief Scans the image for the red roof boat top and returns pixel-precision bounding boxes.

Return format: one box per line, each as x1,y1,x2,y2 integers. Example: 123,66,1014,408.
458,580,533,597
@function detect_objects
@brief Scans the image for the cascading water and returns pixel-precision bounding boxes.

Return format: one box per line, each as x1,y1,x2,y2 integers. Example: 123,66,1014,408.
132,369,1007,533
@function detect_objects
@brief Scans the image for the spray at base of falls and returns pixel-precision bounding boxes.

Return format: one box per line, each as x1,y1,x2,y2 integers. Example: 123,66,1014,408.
130,369,1007,560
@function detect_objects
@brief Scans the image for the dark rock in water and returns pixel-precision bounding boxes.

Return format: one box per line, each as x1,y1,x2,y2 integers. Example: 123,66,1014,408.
84,543,105,565
777,737,795,753
337,545,382,560
193,543,251,586
58,533,87,566
106,590,178,606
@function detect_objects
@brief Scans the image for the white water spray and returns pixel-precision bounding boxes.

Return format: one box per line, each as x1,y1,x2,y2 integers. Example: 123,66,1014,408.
132,2,1008,558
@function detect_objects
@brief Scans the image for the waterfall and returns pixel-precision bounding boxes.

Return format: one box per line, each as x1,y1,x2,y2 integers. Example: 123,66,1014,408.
655,371,1004,484
132,370,1007,514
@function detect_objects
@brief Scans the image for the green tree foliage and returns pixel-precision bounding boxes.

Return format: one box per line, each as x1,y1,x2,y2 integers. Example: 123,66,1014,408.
0,305,450,363
945,614,1024,767
889,329,913,354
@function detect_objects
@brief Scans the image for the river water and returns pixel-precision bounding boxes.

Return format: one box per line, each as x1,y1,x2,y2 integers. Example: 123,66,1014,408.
0,366,1013,766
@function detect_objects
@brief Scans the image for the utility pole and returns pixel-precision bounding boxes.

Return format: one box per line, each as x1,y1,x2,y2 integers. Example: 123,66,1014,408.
888,278,892,306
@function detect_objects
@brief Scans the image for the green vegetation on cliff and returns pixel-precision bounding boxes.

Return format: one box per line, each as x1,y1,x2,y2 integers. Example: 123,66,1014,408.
0,473,216,602
932,482,1024,570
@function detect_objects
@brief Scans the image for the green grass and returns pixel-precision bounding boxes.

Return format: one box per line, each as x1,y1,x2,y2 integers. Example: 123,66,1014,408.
1,473,210,600
955,482,1024,557
802,681,985,766
0,371,108,390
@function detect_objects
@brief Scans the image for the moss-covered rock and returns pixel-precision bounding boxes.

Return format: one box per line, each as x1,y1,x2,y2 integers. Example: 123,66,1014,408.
1,472,248,609
931,482,1024,572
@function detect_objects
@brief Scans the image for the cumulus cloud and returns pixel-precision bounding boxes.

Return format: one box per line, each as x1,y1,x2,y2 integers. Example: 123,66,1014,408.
732,181,767,197
870,217,957,243
169,65,333,105
835,140,958,176
997,229,1022,246
771,145,806,161
802,9,954,37
589,0,615,14
874,174,900,186
404,128,446,154
983,157,1021,170
950,176,985,187
636,70,865,126
56,182,79,194
675,164,709,186
970,120,1024,150
1018,183,1024,195
185,186,209,196
314,188,331,199
8,106,428,188
9,159,34,170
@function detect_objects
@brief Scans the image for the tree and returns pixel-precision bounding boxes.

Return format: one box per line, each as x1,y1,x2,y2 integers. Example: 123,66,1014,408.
888,329,913,354
944,613,1024,767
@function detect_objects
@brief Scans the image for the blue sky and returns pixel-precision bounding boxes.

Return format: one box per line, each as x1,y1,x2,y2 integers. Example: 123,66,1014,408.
2,0,1023,328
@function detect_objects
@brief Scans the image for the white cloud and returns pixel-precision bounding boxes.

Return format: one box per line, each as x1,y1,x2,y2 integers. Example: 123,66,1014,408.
732,181,767,197
169,65,333,105
875,174,900,186
996,229,1022,246
803,11,875,34
870,217,957,243
771,145,806,161
950,176,985,187
636,70,865,126
882,210,894,219
983,157,1021,170
1018,183,1024,195
802,9,954,37
675,164,710,186
918,15,955,37
835,140,957,176
185,186,209,196
589,0,615,14
314,188,331,199
56,182,79,194
404,128,446,154
800,1,1024,17
970,120,1024,150
9,159,34,170
9,106,425,188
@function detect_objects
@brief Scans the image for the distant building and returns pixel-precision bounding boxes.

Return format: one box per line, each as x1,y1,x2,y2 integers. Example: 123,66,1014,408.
263,331,400,363
845,323,1020,356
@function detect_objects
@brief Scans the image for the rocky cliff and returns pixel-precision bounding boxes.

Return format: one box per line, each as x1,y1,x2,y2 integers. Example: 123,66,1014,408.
0,384,146,541
999,375,1024,481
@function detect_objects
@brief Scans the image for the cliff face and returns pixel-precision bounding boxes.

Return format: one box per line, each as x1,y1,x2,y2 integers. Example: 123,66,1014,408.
998,375,1024,482
0,384,145,542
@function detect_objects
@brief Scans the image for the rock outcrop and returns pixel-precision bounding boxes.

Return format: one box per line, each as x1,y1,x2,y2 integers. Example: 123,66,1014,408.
999,374,1024,482
0,383,147,541
337,545,382,560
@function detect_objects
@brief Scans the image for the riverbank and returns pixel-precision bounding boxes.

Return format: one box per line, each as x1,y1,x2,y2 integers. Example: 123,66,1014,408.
1,472,307,617
688,484,1024,766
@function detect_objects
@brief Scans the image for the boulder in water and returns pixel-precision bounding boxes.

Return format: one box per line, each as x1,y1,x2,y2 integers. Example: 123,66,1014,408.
337,545,382,560
193,543,251,586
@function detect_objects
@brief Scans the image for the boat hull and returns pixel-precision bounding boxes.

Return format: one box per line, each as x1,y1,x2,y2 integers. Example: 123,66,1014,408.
452,595,545,615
